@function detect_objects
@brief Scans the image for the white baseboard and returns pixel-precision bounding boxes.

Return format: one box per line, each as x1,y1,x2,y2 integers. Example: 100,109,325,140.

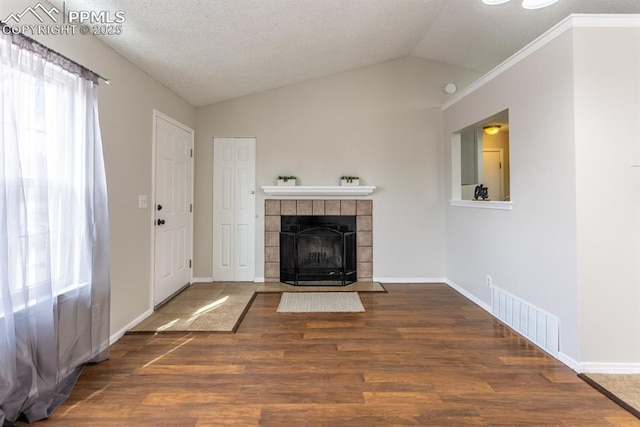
444,279,492,313
581,362,640,374
254,277,265,283
373,277,448,284
109,308,153,345
191,277,213,283
558,352,581,373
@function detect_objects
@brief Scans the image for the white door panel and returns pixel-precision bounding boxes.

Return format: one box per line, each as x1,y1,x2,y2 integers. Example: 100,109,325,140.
221,224,232,268
213,138,235,281
154,114,193,305
213,137,256,281
237,223,249,268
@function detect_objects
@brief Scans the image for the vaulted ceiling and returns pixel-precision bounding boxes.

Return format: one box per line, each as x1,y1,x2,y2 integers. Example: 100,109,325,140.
53,0,640,107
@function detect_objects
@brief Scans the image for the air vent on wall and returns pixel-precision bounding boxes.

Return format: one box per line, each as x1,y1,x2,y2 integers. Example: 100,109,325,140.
491,285,559,357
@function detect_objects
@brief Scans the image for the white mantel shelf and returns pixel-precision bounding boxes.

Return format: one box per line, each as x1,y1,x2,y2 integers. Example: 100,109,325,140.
261,185,376,197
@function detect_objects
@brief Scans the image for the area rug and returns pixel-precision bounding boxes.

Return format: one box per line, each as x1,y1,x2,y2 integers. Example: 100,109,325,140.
277,292,365,313
579,373,640,419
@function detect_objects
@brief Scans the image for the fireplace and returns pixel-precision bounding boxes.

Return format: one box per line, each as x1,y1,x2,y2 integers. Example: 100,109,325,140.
280,215,357,286
264,199,372,283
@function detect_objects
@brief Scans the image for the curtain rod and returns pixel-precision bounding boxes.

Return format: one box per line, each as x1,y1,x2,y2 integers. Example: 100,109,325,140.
1,22,110,84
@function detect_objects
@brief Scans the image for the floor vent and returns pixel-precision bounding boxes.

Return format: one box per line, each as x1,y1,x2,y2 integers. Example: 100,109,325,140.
491,286,559,357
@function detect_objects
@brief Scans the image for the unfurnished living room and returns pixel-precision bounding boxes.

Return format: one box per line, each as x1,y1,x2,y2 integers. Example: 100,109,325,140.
2,0,640,425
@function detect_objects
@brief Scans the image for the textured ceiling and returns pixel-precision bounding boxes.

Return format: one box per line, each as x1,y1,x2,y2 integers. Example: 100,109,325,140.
52,0,640,107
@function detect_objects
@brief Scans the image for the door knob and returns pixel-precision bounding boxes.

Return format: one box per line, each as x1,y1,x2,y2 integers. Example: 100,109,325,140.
250,191,255,194
157,204,163,211
157,219,165,226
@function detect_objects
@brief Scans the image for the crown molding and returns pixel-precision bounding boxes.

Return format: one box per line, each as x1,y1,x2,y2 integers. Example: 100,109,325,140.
443,14,640,111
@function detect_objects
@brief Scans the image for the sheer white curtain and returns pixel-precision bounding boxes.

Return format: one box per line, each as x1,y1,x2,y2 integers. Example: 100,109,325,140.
0,31,110,425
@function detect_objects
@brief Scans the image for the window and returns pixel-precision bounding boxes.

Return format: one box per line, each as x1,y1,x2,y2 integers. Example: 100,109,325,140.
1,31,109,312
4,60,92,299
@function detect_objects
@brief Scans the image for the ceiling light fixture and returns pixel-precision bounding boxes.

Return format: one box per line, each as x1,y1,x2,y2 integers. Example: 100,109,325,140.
482,0,560,8
521,0,559,9
483,125,501,135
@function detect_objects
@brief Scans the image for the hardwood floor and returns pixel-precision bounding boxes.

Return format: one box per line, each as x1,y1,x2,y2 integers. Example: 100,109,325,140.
30,284,638,426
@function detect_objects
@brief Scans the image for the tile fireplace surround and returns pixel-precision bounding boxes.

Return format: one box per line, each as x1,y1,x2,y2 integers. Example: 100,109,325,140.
264,199,373,282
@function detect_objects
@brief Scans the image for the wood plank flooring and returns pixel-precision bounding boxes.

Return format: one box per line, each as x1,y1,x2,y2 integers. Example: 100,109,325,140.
27,284,639,426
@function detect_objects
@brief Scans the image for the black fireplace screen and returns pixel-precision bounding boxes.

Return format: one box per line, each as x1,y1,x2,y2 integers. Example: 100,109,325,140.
280,215,356,286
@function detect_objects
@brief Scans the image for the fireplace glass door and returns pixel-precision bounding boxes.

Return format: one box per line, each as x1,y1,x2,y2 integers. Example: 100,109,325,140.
280,216,356,285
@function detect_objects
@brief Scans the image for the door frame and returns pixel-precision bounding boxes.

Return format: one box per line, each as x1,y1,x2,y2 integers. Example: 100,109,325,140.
482,147,504,201
212,137,257,282
150,110,195,310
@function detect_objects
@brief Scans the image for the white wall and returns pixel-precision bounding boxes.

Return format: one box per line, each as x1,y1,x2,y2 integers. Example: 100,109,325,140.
443,30,582,362
194,57,480,281
573,26,640,367
444,18,640,369
1,0,198,337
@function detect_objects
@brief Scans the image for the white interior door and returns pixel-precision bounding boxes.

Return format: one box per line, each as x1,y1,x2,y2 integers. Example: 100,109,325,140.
154,114,193,305
213,137,256,281
483,148,504,201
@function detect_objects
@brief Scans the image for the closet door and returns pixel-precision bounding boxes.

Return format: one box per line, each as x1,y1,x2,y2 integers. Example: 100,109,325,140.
212,137,256,281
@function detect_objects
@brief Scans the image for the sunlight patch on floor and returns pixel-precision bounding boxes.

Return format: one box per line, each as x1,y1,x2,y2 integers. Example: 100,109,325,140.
157,318,180,331
192,295,229,317
60,385,110,415
143,337,194,368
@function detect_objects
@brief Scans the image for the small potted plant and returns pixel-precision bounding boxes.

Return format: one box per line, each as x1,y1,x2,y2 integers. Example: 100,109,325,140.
277,175,297,186
340,176,360,186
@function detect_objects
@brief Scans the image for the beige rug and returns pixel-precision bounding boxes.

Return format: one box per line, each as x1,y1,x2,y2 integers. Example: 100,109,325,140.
580,373,640,418
277,292,365,313
128,281,384,333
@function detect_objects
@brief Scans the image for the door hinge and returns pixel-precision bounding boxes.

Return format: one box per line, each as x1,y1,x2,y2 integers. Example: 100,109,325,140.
190,148,193,158
190,203,192,213
189,259,192,268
